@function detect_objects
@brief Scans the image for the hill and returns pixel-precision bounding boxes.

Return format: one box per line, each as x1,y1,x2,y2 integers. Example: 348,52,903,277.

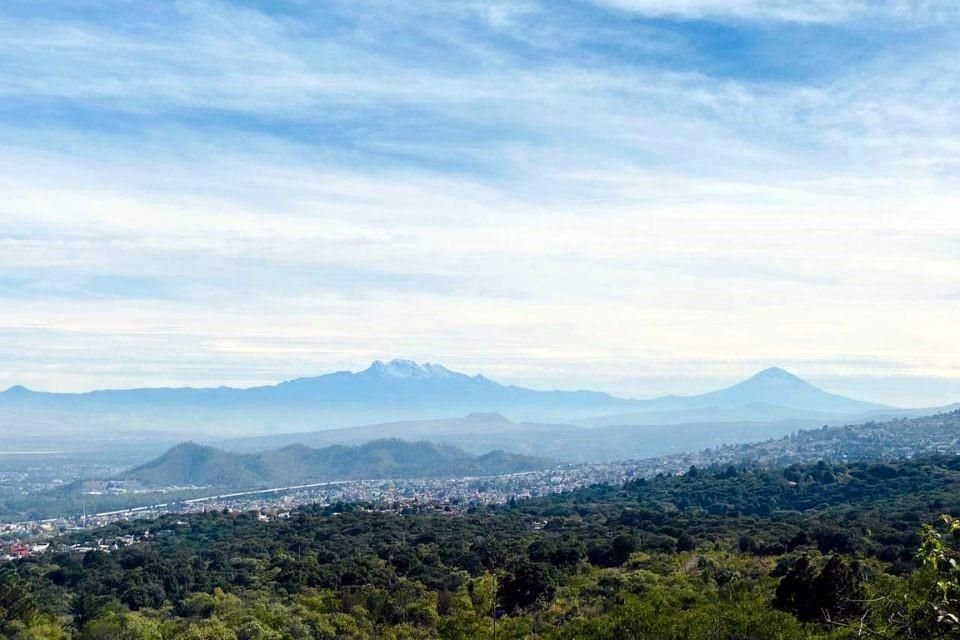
121,439,552,489
603,409,960,481
686,408,960,469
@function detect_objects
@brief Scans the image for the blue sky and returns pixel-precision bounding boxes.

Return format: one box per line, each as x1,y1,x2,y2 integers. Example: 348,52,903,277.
2,0,960,404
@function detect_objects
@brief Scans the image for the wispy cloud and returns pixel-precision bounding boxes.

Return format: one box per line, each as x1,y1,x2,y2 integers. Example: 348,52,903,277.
591,0,960,24
592,0,857,23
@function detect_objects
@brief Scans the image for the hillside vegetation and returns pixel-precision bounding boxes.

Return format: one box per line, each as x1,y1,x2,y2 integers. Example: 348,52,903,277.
123,439,551,489
7,454,960,638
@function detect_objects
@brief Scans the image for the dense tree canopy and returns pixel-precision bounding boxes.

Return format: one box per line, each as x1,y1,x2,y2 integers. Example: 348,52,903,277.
7,455,960,638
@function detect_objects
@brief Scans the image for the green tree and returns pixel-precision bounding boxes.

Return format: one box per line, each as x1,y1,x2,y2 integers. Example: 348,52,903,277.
0,568,36,624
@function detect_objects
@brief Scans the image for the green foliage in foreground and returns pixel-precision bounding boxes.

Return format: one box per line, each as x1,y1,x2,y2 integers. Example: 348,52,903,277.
7,454,960,638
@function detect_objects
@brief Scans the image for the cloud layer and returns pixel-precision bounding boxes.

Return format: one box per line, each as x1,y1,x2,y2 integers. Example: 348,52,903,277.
1,0,959,403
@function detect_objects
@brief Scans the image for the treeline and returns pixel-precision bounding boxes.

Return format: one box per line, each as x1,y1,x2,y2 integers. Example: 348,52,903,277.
6,455,960,638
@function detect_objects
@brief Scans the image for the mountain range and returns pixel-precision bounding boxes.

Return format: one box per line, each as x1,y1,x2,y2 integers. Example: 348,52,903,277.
0,360,942,459
115,439,550,490
0,359,632,437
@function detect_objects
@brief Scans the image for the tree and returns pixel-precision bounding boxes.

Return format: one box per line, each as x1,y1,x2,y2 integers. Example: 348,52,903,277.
915,514,960,630
0,567,36,623
71,592,110,631
499,562,555,613
78,611,162,640
609,534,638,566
774,554,864,623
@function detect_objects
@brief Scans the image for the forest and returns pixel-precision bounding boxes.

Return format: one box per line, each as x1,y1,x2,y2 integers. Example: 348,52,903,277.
5,454,960,639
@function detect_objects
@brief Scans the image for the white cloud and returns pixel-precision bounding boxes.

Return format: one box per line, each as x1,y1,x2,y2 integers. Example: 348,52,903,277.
0,0,959,400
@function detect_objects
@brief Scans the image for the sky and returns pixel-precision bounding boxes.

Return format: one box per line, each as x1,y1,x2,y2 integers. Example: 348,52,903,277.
2,0,960,406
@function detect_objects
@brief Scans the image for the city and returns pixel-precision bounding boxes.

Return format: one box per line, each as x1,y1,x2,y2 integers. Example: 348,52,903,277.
1,461,657,559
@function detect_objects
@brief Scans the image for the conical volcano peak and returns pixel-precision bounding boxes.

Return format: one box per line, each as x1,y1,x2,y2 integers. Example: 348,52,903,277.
747,367,806,383
690,366,887,414
3,385,31,395
720,367,822,399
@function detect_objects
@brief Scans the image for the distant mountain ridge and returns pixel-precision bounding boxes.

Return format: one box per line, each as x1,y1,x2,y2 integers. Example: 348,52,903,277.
0,360,900,437
219,408,937,464
0,359,635,434
218,412,580,453
122,439,551,489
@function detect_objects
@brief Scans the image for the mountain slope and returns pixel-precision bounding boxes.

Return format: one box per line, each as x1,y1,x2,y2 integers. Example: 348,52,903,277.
0,360,640,434
122,439,551,489
128,441,267,487
691,367,886,413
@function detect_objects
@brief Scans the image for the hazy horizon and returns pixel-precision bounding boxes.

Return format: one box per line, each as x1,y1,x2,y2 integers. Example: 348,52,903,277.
3,1,960,406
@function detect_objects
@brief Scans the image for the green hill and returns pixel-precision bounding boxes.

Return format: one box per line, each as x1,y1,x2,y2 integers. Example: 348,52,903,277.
122,439,551,489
